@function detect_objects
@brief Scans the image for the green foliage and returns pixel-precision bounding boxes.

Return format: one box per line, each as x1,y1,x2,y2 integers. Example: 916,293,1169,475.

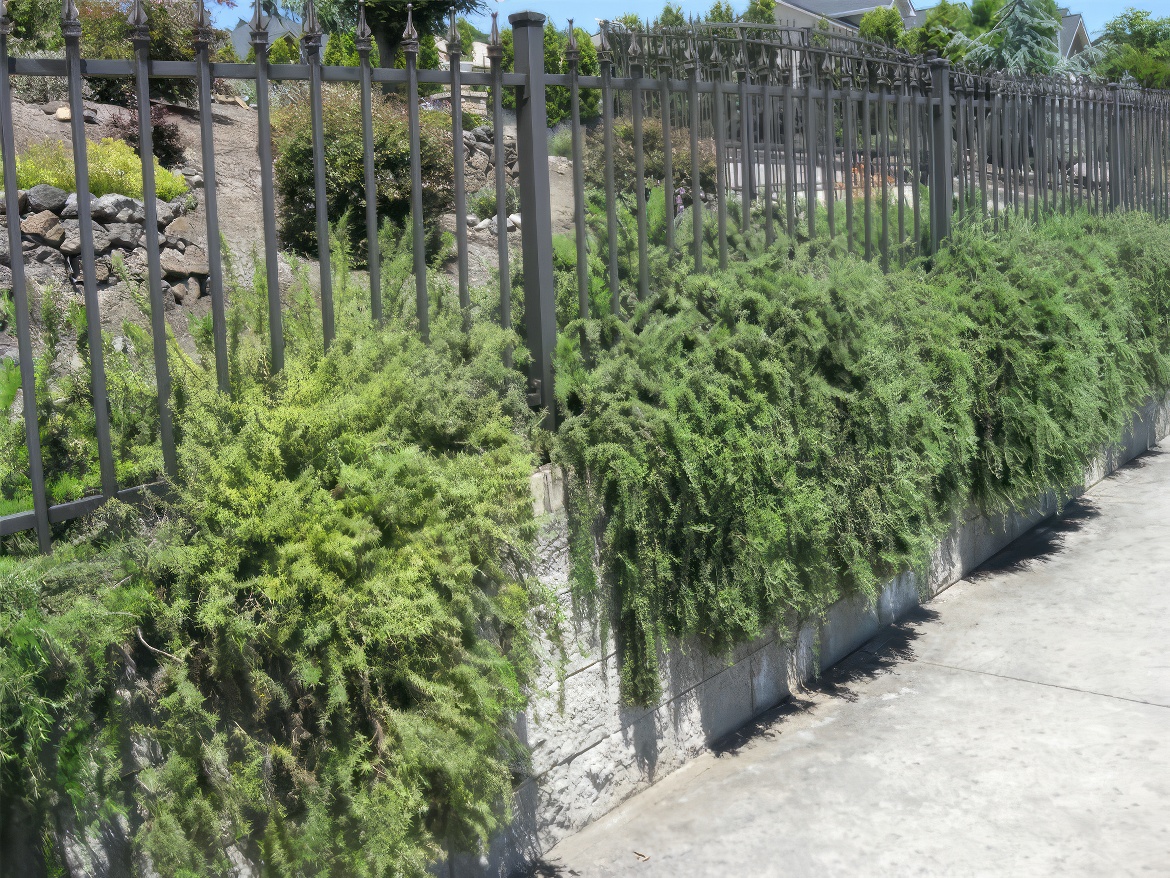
322,29,382,66
1,0,63,50
901,0,978,58
859,7,907,46
0,233,539,875
1095,9,1170,89
947,0,1063,74
469,185,518,221
77,0,205,105
657,3,686,28
584,118,718,201
313,0,483,68
272,88,453,261
548,128,573,159
554,212,1170,704
245,32,301,64
16,137,189,201
742,0,776,25
499,23,600,127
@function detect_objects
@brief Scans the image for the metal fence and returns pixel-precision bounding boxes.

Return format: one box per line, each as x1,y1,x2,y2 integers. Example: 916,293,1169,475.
2,2,1170,551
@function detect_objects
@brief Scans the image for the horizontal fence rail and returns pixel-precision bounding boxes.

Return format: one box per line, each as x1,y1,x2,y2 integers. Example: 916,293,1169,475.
1,2,1169,551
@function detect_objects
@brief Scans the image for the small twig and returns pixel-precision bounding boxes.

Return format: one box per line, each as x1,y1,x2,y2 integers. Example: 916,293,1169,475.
136,627,181,663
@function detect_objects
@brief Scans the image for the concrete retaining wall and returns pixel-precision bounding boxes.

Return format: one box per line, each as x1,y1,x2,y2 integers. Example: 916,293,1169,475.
455,396,1170,877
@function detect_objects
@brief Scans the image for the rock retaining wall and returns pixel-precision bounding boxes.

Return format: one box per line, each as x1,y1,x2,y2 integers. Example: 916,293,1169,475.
455,395,1170,877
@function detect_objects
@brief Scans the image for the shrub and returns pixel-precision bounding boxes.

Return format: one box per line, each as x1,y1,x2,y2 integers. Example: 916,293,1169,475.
272,88,453,261
245,32,300,64
555,212,1170,704
548,127,573,158
16,137,189,201
0,240,538,876
105,104,186,169
469,184,518,221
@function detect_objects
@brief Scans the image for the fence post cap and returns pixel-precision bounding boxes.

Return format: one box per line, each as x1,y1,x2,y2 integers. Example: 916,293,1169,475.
508,10,546,27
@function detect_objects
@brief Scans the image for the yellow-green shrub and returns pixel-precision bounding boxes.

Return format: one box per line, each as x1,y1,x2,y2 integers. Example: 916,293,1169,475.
16,137,188,202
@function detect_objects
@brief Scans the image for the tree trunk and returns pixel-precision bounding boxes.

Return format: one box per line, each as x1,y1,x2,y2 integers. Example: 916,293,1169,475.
371,20,401,69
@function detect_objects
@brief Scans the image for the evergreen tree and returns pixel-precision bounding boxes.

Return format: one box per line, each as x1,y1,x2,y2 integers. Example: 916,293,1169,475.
949,0,1062,74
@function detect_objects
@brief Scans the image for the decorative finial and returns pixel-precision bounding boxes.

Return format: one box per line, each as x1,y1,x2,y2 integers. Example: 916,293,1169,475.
249,0,267,37
355,0,371,51
402,3,418,46
127,0,148,37
565,19,579,65
447,7,460,52
193,0,208,30
598,20,610,57
61,0,80,35
0,0,11,34
302,0,320,37
490,10,499,46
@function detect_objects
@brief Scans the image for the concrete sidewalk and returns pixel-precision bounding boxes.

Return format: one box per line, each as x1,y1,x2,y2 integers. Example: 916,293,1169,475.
543,447,1170,877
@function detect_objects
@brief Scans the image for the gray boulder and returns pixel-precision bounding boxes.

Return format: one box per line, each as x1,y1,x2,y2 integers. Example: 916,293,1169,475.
61,192,97,219
0,190,29,215
91,194,138,223
104,222,143,250
26,184,69,214
160,245,209,279
60,221,111,256
21,210,65,247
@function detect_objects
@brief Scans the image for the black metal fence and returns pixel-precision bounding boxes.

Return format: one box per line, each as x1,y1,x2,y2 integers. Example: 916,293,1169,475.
2,1,1169,551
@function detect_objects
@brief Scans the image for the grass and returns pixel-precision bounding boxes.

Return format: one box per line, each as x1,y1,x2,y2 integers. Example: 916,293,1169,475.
16,137,189,202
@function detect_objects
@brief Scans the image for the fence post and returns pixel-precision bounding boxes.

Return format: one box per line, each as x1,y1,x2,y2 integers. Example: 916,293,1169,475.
1109,83,1123,211
510,11,556,423
929,57,952,253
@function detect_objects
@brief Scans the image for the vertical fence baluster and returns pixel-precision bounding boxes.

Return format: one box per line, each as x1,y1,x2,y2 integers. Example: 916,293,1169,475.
822,55,834,240
910,67,922,253
686,31,703,272
630,37,649,300
659,40,675,261
783,52,796,239
447,10,468,326
193,0,228,392
250,0,285,370
843,63,855,252
302,0,333,345
129,0,176,478
355,1,381,322
0,9,51,550
403,7,427,341
487,14,513,349
598,23,619,313
967,76,977,219
862,62,873,259
566,21,589,345
737,32,753,236
763,58,777,247
803,48,816,240
896,69,907,263
879,66,890,269
63,0,116,498
955,73,965,226
712,37,729,269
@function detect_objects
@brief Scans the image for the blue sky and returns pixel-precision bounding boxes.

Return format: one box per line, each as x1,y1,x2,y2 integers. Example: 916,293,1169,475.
213,1,1170,39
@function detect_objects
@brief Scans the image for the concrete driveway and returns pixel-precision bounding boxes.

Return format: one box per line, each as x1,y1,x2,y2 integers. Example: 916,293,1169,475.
543,447,1170,877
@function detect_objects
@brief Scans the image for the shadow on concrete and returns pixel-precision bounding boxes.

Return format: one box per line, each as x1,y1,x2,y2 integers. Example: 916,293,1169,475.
1110,446,1164,470
970,498,1100,578
708,607,938,758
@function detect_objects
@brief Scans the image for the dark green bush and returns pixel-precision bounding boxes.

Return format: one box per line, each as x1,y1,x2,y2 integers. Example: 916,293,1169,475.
555,212,1170,704
273,88,453,262
585,118,719,200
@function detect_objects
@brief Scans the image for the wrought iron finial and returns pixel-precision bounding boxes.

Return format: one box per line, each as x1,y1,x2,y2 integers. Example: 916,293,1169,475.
302,0,320,37
127,0,149,39
565,19,579,65
193,0,214,47
355,0,372,52
249,0,267,40
487,11,502,61
709,33,722,68
682,28,698,72
490,10,499,45
447,7,460,53
402,3,419,48
0,0,11,35
629,30,643,69
598,20,611,60
61,0,80,37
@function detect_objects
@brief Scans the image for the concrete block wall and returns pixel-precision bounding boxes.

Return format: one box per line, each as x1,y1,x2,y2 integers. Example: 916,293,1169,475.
453,396,1170,877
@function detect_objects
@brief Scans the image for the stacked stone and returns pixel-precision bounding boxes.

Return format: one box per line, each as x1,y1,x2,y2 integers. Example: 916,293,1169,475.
461,125,519,182
0,183,208,305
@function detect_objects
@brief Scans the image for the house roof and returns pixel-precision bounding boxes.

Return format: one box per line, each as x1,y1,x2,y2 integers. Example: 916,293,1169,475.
230,11,305,60
1058,11,1089,57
